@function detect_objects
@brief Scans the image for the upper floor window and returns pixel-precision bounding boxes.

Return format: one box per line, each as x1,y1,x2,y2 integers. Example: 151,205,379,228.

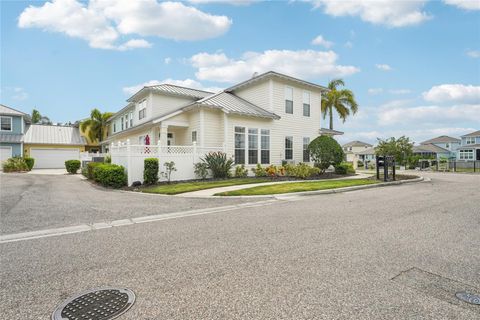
285,87,293,114
466,137,475,145
191,131,197,143
113,122,116,133
139,108,147,120
0,116,12,131
285,136,293,160
303,91,310,117
129,111,133,127
124,114,129,129
121,117,124,130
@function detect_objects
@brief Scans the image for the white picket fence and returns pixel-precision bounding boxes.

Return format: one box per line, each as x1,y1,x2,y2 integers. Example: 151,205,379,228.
110,141,224,185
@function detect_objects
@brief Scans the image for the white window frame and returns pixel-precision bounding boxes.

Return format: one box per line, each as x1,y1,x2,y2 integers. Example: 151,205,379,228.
0,116,12,132
459,149,474,160
303,91,310,117
285,86,293,114
113,122,116,133
465,137,475,145
285,136,293,160
124,114,129,129
260,129,270,164
248,128,259,165
191,131,197,143
303,137,310,162
129,111,133,127
120,116,124,131
234,126,246,164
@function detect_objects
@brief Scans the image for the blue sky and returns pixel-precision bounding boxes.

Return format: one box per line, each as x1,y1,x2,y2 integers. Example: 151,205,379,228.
1,0,479,144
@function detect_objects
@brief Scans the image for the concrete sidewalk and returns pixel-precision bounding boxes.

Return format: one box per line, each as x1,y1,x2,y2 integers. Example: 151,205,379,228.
176,173,373,197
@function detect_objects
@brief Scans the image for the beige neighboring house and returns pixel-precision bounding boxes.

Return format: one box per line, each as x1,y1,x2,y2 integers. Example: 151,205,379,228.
104,71,340,167
342,141,373,163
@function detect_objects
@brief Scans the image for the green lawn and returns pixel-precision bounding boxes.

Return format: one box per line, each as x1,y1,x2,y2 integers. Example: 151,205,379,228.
215,179,379,196
141,178,271,195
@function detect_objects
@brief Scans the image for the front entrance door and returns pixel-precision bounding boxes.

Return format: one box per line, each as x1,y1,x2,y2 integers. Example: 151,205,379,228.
167,133,175,146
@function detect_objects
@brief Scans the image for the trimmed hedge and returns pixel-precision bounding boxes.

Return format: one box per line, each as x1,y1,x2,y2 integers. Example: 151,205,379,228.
65,160,81,174
2,157,28,172
92,163,126,188
335,162,355,175
87,162,102,179
143,158,159,185
24,157,35,171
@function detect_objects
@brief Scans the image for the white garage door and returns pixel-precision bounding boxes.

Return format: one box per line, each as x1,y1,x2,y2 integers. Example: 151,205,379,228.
31,148,80,169
0,146,12,170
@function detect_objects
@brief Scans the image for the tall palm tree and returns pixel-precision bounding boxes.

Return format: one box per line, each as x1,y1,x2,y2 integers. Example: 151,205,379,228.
80,109,114,143
321,79,359,130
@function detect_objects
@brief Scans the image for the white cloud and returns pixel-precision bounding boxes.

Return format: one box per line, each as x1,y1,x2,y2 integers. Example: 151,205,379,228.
188,0,256,5
18,0,232,50
444,0,480,10
368,88,383,95
344,41,354,48
123,78,223,96
375,64,392,71
190,49,359,83
466,50,480,58
311,35,334,48
164,57,172,64
389,89,411,95
308,0,432,27
423,84,480,104
10,87,29,101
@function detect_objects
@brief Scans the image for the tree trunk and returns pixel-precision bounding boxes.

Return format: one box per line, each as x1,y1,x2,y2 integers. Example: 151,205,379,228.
329,106,333,130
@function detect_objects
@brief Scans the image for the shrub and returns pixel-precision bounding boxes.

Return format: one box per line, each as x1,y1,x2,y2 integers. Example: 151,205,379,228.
161,161,177,183
251,164,267,177
293,163,314,179
201,152,233,179
308,136,344,173
194,162,209,179
266,165,285,177
2,157,28,172
65,160,81,174
234,164,248,178
335,162,355,175
81,166,88,178
104,154,111,164
284,164,296,176
24,157,35,171
143,158,159,185
92,163,126,188
87,162,102,179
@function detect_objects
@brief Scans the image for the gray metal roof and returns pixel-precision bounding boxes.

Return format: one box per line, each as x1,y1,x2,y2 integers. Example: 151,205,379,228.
187,92,280,119
357,147,376,155
420,135,460,144
0,104,27,116
319,128,344,136
413,144,450,154
127,84,213,102
342,140,373,148
0,133,23,143
461,130,480,137
23,124,86,145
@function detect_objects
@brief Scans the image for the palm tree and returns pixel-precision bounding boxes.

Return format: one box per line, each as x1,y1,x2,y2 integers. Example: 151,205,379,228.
80,109,114,143
321,79,358,130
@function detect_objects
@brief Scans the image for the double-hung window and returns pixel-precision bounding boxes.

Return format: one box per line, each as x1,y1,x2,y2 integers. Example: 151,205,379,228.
0,116,12,131
303,91,310,117
285,87,293,114
285,136,293,160
129,111,133,127
120,117,124,130
124,114,129,129
234,126,246,164
248,128,258,164
138,99,147,120
261,129,270,164
303,137,310,162
466,137,475,145
191,131,197,143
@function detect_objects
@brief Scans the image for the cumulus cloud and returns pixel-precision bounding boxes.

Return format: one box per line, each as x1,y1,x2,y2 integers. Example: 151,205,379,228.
444,0,480,10
466,50,480,58
375,64,392,71
18,0,232,50
389,89,411,95
123,78,223,96
311,35,334,48
308,0,431,27
3,87,29,101
190,50,359,83
188,0,256,5
368,88,383,95
422,84,480,104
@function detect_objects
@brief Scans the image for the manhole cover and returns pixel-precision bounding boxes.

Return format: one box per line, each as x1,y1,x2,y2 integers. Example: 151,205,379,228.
52,287,135,320
456,292,480,305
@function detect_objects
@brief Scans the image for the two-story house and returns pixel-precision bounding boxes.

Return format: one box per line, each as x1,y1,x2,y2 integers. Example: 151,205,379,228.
0,104,29,164
413,135,461,160
457,130,480,161
104,71,332,166
342,141,373,163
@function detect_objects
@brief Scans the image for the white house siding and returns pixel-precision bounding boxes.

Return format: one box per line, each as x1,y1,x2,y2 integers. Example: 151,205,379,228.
150,94,195,119
234,80,271,111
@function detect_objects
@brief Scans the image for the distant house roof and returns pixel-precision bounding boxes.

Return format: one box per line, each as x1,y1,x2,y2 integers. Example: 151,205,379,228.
225,71,329,93
185,91,280,119
127,84,214,102
23,124,86,145
0,133,23,143
461,130,480,137
0,104,28,117
357,147,376,155
319,128,344,136
413,144,449,154
342,140,373,148
420,135,460,144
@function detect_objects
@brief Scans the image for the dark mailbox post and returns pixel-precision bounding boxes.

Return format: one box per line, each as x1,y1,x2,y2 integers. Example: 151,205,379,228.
376,155,396,182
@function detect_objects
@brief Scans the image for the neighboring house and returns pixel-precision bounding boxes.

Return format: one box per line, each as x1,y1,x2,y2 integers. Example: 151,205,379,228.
412,144,451,160
0,104,29,165
342,141,373,162
418,135,460,160
23,124,87,168
104,71,336,166
357,147,376,163
457,130,480,161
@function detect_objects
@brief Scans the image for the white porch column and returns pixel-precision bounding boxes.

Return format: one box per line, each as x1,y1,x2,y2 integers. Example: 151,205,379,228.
159,123,168,146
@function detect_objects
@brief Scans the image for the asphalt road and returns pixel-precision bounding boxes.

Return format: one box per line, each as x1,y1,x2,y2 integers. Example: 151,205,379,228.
1,172,479,319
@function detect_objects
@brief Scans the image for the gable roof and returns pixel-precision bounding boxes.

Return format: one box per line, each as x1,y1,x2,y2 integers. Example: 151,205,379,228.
225,71,328,93
185,91,280,119
413,144,449,154
357,147,376,155
461,130,480,137
24,124,86,145
420,135,460,144
342,140,373,148
127,83,214,102
0,104,27,116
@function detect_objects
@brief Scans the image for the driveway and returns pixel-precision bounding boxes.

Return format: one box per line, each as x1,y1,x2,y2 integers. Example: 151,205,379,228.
0,173,262,234
0,172,479,319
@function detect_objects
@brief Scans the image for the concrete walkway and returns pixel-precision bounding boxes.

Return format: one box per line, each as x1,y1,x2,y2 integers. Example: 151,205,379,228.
176,173,373,197
27,168,69,175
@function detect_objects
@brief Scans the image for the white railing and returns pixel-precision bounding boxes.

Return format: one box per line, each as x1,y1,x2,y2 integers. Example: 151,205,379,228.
110,141,225,185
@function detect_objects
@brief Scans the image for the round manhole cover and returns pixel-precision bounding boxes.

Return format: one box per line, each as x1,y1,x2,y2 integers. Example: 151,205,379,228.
455,291,480,305
52,287,135,320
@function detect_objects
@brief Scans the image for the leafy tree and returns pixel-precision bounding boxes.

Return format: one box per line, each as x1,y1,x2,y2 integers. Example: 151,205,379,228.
80,108,114,143
375,136,413,167
321,79,359,130
31,109,41,124
308,135,344,173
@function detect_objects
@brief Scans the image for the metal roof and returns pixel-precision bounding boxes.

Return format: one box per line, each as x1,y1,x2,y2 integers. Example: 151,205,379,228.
420,135,460,144
457,143,480,149
23,124,86,145
357,147,376,155
342,140,373,148
413,144,450,154
319,128,344,136
0,104,27,116
461,130,480,137
127,84,213,102
0,133,23,143
186,92,280,119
